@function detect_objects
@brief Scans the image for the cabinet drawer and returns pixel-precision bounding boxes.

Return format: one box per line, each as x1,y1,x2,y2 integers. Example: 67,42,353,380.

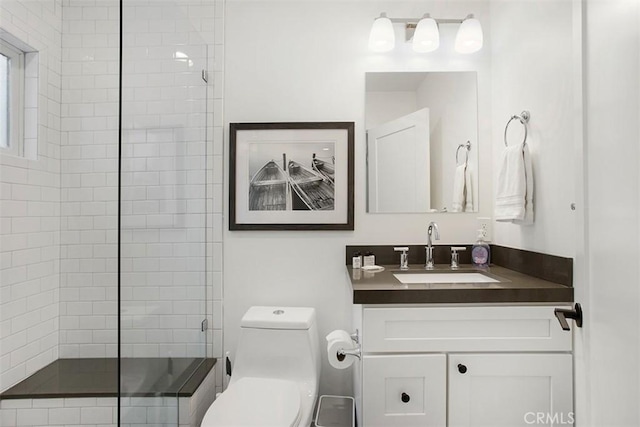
363,306,571,353
362,354,446,427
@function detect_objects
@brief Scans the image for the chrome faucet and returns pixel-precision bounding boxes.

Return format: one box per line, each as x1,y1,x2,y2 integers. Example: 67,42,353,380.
425,222,440,269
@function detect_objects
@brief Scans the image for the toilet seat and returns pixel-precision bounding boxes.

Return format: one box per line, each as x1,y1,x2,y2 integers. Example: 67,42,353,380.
201,377,302,427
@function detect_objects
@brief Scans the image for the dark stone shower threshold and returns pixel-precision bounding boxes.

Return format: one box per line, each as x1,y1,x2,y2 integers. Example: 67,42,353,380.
0,357,216,400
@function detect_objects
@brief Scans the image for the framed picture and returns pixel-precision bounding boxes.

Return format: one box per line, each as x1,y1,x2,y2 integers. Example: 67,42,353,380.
229,122,354,230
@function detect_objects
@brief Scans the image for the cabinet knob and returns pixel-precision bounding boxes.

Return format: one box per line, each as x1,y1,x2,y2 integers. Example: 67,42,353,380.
457,364,467,374
401,392,410,403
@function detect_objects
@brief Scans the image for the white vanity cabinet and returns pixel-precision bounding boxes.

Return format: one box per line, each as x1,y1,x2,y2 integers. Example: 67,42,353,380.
355,305,574,427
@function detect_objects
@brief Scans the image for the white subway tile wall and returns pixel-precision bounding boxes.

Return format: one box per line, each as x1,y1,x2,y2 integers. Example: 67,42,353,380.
1,0,224,399
0,397,166,427
59,0,121,360
0,0,63,392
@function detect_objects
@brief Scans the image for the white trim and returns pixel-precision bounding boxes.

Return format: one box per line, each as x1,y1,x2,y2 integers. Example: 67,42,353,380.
571,0,589,423
0,39,24,157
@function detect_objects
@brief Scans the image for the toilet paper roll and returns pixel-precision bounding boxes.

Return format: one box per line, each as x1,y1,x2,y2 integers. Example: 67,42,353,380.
326,329,355,370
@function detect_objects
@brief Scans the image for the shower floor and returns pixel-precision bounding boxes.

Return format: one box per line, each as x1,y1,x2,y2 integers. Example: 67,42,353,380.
0,357,216,399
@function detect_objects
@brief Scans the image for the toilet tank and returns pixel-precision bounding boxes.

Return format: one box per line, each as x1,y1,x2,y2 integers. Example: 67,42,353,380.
231,307,321,386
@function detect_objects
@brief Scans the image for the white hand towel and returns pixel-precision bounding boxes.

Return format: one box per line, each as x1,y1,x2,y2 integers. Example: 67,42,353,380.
495,143,527,221
513,144,534,224
451,164,467,212
464,165,474,212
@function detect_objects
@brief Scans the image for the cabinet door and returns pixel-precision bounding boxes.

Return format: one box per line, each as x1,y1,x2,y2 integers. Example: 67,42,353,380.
449,354,573,427
363,354,446,427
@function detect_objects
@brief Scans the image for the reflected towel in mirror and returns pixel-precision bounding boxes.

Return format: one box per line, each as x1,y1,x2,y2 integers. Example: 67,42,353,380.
452,164,473,212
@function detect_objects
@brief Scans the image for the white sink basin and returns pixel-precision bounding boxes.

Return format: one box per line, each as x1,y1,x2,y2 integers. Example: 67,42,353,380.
393,272,499,284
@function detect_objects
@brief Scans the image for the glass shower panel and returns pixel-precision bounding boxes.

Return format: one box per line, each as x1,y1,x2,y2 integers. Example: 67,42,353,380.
120,1,210,425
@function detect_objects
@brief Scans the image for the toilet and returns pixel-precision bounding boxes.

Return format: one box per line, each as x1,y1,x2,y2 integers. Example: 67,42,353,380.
201,306,321,427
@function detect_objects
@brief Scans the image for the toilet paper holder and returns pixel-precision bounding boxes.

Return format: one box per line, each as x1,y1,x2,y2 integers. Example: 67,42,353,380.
350,329,359,344
337,329,361,361
337,346,361,361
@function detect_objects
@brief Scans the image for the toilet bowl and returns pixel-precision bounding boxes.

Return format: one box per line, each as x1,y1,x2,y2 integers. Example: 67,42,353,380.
201,377,302,427
201,306,320,427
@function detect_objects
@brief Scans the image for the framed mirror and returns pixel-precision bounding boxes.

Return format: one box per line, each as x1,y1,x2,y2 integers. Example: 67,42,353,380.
366,71,479,213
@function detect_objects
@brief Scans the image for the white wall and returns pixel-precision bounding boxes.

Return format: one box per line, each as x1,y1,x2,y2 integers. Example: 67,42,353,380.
0,0,62,392
365,91,417,130
224,0,493,395
416,72,478,210
490,0,576,257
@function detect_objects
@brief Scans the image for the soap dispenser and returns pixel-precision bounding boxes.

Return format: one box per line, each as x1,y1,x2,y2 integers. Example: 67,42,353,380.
471,229,490,268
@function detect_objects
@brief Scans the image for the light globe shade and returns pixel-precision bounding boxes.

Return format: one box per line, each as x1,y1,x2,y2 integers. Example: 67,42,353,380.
455,17,483,53
369,14,395,52
413,17,439,53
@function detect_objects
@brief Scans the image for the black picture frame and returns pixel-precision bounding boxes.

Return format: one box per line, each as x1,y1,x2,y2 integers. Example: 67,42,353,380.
229,122,354,230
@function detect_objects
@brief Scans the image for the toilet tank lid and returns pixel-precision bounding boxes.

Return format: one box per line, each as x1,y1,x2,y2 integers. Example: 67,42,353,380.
241,306,316,330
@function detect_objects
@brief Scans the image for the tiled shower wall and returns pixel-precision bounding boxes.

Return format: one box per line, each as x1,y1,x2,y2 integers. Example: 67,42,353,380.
0,0,62,391
59,0,120,359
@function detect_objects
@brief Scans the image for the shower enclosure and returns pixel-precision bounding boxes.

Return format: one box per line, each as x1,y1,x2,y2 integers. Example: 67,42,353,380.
0,0,221,425
119,1,215,424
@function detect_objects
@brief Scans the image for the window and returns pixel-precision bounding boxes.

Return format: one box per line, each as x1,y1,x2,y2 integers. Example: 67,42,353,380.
0,39,24,156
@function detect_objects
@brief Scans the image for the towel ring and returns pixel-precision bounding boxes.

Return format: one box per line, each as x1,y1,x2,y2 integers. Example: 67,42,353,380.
456,141,471,165
504,110,530,147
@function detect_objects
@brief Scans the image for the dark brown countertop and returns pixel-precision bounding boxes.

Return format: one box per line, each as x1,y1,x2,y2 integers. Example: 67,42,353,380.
0,357,217,400
347,264,574,304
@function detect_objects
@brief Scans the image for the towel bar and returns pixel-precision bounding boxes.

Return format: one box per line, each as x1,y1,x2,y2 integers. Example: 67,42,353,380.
504,110,530,147
456,140,471,165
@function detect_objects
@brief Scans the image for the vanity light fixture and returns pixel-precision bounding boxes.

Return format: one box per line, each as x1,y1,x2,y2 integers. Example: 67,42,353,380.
368,12,483,54
454,15,483,54
412,14,439,53
368,13,395,52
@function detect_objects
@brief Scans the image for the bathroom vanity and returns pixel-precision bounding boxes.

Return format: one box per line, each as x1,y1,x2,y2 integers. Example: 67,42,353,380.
346,246,575,427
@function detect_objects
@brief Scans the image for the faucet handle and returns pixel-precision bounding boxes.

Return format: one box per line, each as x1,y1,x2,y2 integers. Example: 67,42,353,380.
450,246,467,269
394,247,409,270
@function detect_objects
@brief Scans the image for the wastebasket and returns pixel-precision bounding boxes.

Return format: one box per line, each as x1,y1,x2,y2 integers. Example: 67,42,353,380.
314,395,355,427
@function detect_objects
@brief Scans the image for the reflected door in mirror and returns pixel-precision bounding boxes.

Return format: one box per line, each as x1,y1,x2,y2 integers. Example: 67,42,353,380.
367,108,430,213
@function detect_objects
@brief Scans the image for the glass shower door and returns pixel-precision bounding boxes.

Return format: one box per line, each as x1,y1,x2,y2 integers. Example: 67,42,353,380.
119,1,212,425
